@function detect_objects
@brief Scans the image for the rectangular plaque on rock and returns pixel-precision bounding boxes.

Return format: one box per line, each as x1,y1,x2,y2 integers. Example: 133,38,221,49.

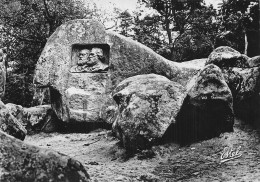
70,44,110,73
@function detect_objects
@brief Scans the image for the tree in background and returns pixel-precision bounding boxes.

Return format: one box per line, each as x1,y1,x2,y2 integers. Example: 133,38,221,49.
172,4,218,62
117,10,134,37
114,2,172,59
216,0,259,56
119,0,259,61
133,13,171,59
135,0,221,62
0,0,89,106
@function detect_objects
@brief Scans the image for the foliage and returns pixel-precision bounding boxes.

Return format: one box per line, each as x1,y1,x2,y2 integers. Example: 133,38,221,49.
0,0,88,106
126,0,259,61
116,11,134,37
172,5,219,62
114,2,172,59
132,0,219,62
219,0,258,30
132,12,172,59
217,0,259,55
172,30,214,62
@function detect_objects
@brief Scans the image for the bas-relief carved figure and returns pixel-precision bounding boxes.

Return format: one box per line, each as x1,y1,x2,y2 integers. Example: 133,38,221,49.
0,47,7,99
70,47,108,73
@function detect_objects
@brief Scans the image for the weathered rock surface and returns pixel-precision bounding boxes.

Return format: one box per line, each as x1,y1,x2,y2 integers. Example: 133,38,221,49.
65,73,109,122
6,103,59,134
222,67,260,122
0,101,27,140
206,46,260,124
179,58,207,69
175,64,234,144
34,19,202,123
206,46,250,68
0,131,90,182
248,55,260,67
112,74,186,150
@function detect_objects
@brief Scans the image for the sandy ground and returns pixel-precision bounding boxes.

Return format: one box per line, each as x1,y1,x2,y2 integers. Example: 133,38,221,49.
25,118,260,182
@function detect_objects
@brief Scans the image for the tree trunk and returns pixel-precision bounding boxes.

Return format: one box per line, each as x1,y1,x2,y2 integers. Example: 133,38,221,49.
244,31,248,55
165,20,175,61
166,21,172,45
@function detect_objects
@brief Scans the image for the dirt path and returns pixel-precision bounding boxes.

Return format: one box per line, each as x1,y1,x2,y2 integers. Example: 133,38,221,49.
25,119,260,181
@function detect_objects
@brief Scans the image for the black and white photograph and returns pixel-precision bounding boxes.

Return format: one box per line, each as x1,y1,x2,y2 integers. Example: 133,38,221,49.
0,0,260,181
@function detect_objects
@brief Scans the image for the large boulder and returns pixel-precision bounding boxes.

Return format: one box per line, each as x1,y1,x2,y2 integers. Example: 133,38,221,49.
175,64,234,144
0,101,27,140
112,74,186,150
0,131,90,182
206,46,250,68
34,19,202,123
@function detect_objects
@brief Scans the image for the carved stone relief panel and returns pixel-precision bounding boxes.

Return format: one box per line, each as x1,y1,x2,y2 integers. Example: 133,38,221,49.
70,44,110,73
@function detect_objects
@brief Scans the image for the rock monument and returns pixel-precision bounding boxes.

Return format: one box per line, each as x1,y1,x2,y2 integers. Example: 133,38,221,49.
36,19,260,148
34,19,201,123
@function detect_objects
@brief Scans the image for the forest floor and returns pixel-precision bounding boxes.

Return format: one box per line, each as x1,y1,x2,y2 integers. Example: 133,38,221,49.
25,118,260,182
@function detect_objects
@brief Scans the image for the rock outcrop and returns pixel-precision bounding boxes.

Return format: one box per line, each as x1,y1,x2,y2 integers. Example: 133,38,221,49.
175,64,234,144
207,46,260,123
34,19,203,124
112,74,186,150
0,101,27,140
0,131,90,182
206,46,250,68
33,19,259,150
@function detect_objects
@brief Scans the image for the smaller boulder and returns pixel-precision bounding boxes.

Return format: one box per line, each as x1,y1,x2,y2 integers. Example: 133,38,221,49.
206,46,250,68
0,131,90,182
112,74,186,151
176,64,234,144
0,101,27,140
225,67,260,122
